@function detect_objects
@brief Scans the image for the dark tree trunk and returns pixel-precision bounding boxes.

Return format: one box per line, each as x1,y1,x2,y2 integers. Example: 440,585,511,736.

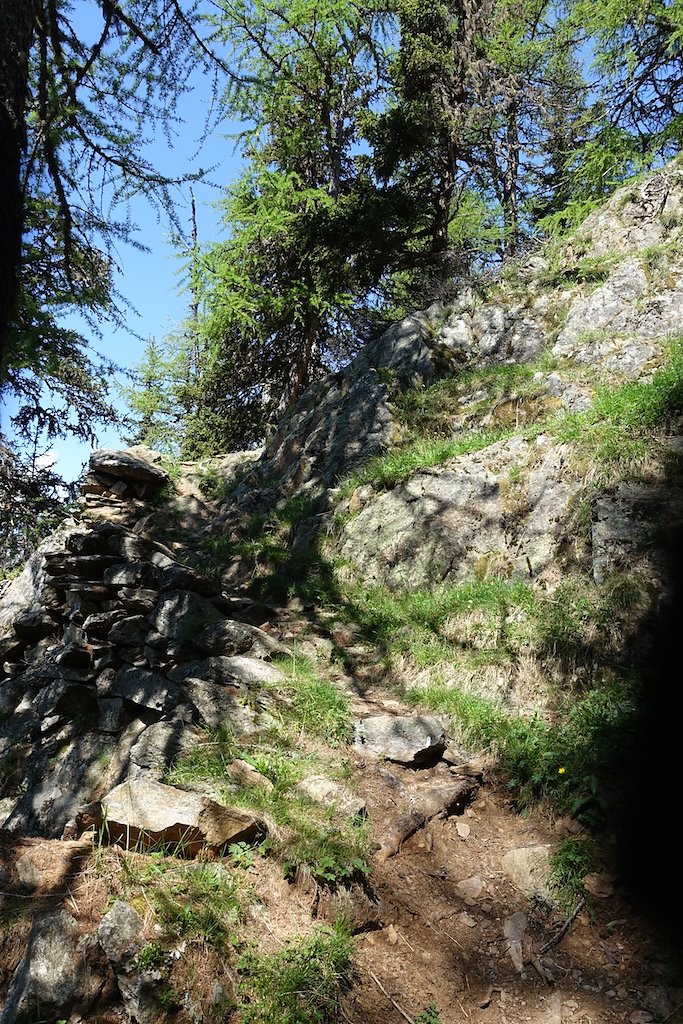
0,0,36,380
501,105,521,257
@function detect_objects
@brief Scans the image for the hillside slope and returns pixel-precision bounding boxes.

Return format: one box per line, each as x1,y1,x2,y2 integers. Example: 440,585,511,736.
1,162,683,1023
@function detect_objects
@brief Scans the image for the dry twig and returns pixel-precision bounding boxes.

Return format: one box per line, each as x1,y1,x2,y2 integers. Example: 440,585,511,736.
539,898,585,955
369,971,415,1024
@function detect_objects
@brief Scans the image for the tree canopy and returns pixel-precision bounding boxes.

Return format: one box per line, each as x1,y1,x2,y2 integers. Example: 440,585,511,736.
3,0,683,501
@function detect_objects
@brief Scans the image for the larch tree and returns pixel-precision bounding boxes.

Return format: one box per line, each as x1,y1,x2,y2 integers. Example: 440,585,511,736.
0,0,217,571
0,0,215,387
177,0,392,454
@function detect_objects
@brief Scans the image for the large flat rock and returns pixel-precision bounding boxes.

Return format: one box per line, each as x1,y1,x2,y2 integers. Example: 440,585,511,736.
89,448,169,484
100,778,266,855
351,715,446,764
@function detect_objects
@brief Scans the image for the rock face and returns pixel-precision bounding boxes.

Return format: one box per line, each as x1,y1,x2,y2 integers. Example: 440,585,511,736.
192,163,683,607
0,910,84,1024
338,436,579,588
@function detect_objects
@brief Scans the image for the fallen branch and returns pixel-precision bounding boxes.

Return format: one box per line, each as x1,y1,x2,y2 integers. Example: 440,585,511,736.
375,776,478,863
370,971,415,1024
539,898,586,955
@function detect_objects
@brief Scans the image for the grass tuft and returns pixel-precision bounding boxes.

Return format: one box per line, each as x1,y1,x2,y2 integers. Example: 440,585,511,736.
407,680,637,823
341,430,509,493
272,652,351,745
550,838,597,912
237,923,354,1024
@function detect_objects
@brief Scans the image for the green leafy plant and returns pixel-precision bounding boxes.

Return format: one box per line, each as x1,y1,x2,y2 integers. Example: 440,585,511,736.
551,838,596,912
167,721,370,887
416,1004,443,1024
133,942,169,972
229,841,256,869
237,923,354,1024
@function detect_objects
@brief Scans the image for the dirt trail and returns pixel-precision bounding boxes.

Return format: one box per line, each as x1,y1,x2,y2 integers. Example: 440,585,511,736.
272,609,682,1024
346,699,679,1024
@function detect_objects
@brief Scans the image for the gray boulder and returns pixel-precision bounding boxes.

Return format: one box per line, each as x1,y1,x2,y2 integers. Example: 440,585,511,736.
183,677,261,735
151,589,224,639
0,523,83,642
352,715,446,764
129,721,202,776
97,900,144,964
168,654,284,687
196,618,286,658
0,910,84,1023
89,448,169,484
3,732,117,838
108,664,187,714
100,777,266,855
501,845,553,901
295,776,366,817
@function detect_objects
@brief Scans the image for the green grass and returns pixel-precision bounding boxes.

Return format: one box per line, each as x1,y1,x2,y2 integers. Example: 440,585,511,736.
549,338,683,469
536,247,621,290
272,652,351,745
339,337,683,498
237,923,354,1024
341,429,510,493
166,716,370,887
133,941,169,971
407,679,637,823
415,1005,444,1024
99,845,355,1023
198,496,320,586
198,462,245,503
116,853,247,949
550,838,597,913
321,568,650,674
393,362,540,436
336,577,538,668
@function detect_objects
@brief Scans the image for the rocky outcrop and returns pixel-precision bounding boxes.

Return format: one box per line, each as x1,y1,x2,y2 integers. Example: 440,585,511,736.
3,161,683,1024
81,446,170,501
576,161,683,257
337,435,580,589
0,516,287,841
217,295,554,517
203,163,683,602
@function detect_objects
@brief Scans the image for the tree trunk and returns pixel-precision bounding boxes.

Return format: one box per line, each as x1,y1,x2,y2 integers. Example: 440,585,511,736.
501,105,521,257
431,142,457,279
291,311,320,404
0,0,36,380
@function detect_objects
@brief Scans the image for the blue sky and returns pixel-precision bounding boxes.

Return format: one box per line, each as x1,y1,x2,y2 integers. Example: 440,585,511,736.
2,2,245,484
